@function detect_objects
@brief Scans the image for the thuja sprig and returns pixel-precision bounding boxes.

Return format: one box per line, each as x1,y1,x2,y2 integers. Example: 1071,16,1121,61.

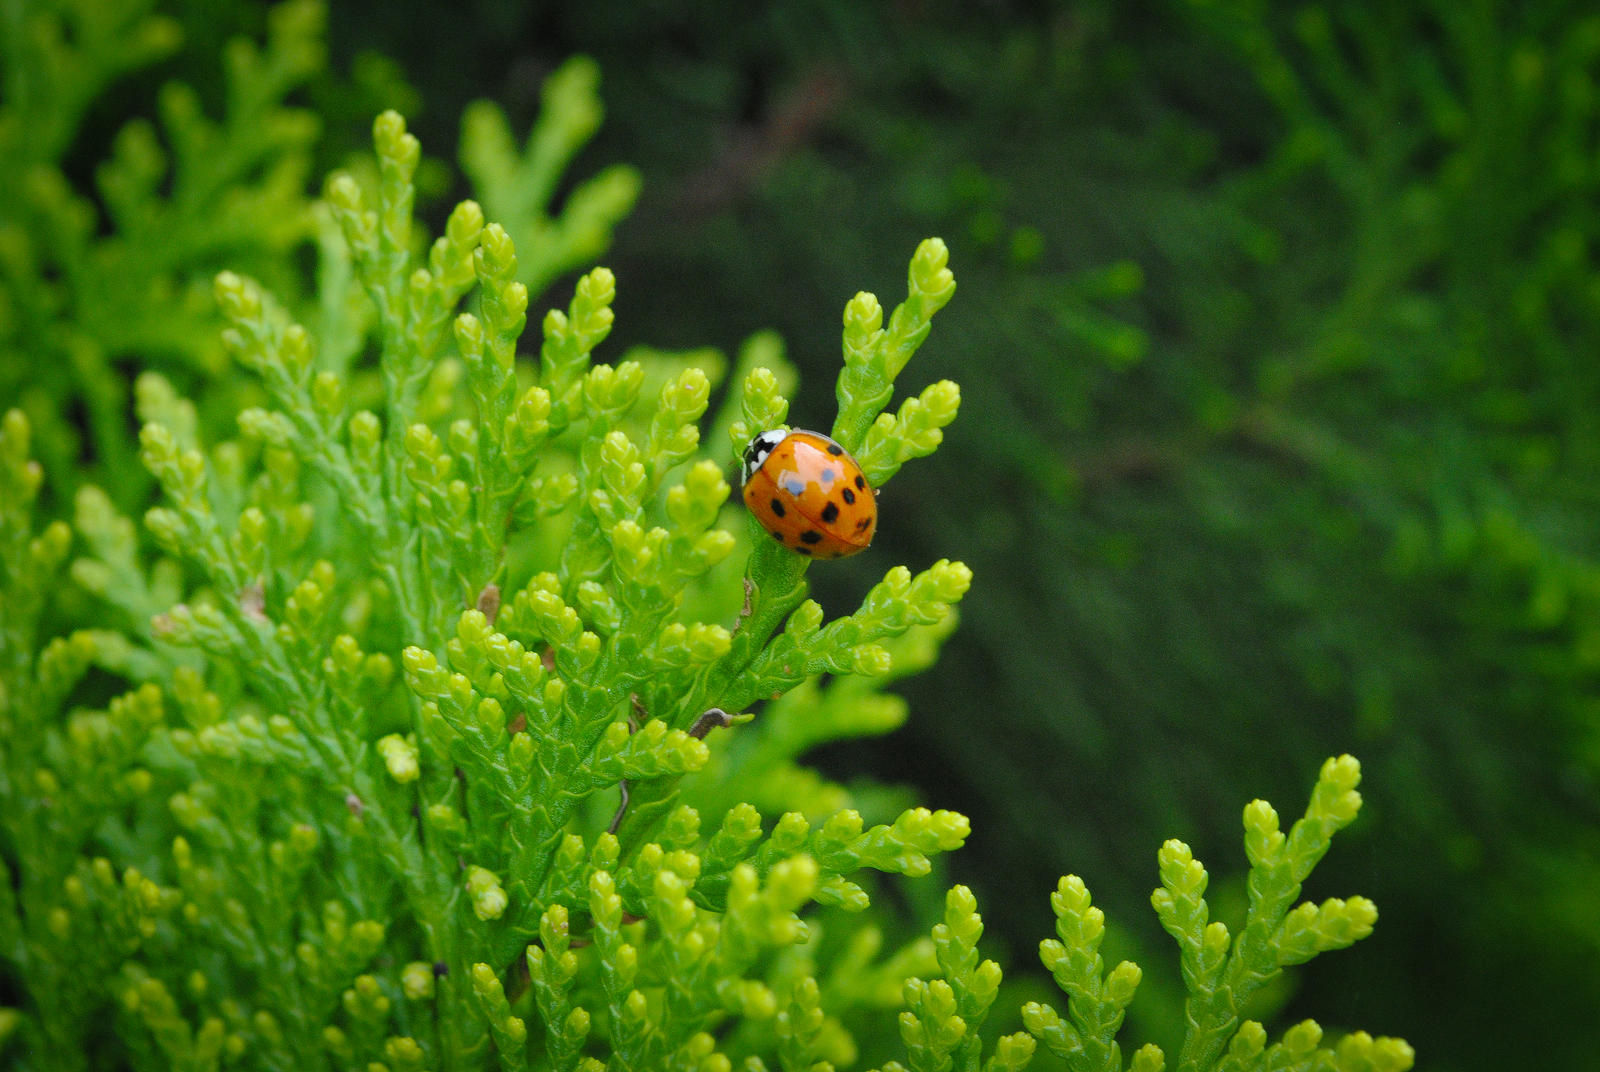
467,855,842,1072
689,615,957,823
0,412,186,1062
1021,756,1412,1072
0,410,72,686
827,241,963,490
459,55,642,301
734,561,972,700
568,238,969,857
601,241,967,852
669,804,970,915
0,0,181,167
866,886,1035,1072
105,104,988,1072
833,238,959,455
1020,876,1142,1072
1,0,326,506
1155,755,1385,1072
851,758,1410,1072
707,239,963,751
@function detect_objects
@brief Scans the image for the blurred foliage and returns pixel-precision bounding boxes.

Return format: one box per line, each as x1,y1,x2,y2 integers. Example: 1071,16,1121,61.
0,0,324,513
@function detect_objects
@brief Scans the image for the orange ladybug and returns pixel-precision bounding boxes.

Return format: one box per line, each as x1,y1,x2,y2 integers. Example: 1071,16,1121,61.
742,429,876,559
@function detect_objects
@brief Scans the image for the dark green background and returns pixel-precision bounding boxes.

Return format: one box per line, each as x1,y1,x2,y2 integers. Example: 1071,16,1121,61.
59,0,1600,1066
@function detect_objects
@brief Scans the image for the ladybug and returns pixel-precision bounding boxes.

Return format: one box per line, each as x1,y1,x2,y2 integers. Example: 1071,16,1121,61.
742,429,876,559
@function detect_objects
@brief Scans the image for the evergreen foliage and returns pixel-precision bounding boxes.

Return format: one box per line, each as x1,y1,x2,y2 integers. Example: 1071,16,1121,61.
2,1,1415,1069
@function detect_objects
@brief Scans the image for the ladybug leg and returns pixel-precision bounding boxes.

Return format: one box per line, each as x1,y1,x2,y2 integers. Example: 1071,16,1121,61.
732,576,756,630
688,707,736,740
474,582,501,625
606,695,649,834
606,779,630,836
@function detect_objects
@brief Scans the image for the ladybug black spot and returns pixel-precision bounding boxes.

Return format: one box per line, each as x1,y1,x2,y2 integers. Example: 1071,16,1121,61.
826,443,844,456
855,517,872,532
855,474,866,490
769,497,786,517
800,530,823,544
771,529,785,541
820,502,840,523
841,487,856,506
795,546,812,556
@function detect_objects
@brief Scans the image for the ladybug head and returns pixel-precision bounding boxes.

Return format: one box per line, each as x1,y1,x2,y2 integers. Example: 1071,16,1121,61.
741,429,788,484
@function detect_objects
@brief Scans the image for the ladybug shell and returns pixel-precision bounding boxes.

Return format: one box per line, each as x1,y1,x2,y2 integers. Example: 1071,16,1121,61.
742,429,876,559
